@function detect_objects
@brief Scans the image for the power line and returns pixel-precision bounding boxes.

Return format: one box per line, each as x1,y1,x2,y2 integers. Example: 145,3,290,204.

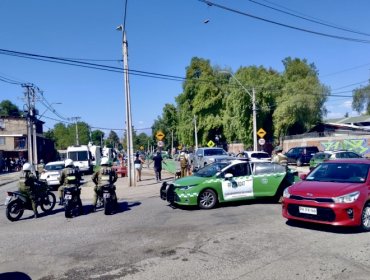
0,48,186,82
199,0,370,44
247,0,370,37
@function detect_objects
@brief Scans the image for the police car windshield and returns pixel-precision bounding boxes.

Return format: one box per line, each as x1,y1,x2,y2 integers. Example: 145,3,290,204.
194,162,229,177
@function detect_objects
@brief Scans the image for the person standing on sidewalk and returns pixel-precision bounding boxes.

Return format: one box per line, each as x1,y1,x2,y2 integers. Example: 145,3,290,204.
134,154,144,182
152,151,166,182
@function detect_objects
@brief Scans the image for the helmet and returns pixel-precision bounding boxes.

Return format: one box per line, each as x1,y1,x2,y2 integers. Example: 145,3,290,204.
65,159,74,167
40,159,44,164
101,157,109,166
22,162,32,171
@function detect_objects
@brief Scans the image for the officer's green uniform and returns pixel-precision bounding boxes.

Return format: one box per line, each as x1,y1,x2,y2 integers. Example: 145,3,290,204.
18,171,39,216
91,166,118,208
58,166,81,201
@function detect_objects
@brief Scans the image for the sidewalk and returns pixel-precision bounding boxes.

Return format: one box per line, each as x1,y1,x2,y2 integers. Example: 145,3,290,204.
0,171,20,187
80,166,175,201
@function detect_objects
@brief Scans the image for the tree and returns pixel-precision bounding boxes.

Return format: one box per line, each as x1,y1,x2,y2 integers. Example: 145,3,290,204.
48,121,91,149
91,130,104,146
0,100,21,117
352,82,370,114
106,130,120,149
222,66,282,147
176,57,225,147
151,103,178,150
273,57,329,140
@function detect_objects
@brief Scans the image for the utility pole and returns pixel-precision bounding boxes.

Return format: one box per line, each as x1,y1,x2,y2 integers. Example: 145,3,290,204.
70,117,80,145
23,84,33,165
30,87,38,164
194,115,198,150
117,24,135,187
252,88,257,151
171,130,174,157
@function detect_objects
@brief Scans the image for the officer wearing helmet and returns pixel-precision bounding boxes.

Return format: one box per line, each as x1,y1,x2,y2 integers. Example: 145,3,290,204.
18,162,39,218
91,157,118,211
58,159,81,205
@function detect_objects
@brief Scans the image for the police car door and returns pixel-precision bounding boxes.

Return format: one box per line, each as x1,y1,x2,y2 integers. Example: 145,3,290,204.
221,162,253,201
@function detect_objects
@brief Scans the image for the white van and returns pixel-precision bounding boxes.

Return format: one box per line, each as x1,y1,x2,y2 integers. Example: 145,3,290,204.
66,145,93,174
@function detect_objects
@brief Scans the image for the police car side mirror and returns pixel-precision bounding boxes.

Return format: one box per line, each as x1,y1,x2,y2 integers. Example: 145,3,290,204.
225,173,233,180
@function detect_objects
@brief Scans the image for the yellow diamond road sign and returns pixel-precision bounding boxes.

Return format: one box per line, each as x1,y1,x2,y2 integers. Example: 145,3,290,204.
207,140,215,147
257,128,266,138
156,131,165,141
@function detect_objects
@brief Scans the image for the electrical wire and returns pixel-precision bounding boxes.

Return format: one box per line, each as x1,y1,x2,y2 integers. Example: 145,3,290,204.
199,0,370,44
0,48,186,82
247,0,370,37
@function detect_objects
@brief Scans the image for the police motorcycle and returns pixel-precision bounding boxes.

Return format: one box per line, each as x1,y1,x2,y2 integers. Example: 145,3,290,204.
63,185,83,218
96,184,118,215
61,160,84,218
5,180,56,221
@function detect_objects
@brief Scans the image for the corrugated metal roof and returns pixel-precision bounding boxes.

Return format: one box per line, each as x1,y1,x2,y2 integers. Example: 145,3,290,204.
325,115,370,124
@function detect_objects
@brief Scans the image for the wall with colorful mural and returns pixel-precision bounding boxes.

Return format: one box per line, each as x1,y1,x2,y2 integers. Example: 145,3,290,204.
320,139,370,155
283,135,370,157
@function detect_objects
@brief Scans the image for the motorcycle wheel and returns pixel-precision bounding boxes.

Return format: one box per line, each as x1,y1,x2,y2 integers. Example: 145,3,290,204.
40,192,56,213
6,200,24,221
64,203,73,218
104,199,112,215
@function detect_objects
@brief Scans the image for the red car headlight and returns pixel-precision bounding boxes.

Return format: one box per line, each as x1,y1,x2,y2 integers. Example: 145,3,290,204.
333,191,360,203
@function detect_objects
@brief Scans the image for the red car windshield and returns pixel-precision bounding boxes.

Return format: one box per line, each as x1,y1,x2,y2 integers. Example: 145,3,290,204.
306,162,369,183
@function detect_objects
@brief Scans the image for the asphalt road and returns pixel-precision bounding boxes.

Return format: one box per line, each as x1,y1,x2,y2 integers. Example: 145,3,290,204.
1,168,370,280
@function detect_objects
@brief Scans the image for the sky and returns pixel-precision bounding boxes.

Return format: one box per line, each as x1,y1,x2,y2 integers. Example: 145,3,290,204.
1,0,370,139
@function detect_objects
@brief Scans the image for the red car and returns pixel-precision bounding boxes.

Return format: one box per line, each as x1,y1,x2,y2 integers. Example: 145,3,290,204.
282,159,370,231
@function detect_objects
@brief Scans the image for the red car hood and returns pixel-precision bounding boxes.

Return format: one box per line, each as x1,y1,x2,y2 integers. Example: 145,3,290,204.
290,181,362,197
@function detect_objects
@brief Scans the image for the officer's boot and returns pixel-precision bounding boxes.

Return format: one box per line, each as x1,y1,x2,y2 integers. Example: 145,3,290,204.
34,210,39,219
59,198,63,206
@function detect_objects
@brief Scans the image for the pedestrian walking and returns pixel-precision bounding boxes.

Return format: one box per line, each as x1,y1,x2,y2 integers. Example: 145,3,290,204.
152,151,166,182
134,154,144,182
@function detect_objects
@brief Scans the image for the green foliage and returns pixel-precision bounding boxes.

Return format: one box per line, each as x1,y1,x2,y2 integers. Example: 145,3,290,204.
91,130,104,146
352,83,370,114
273,58,329,139
106,130,120,148
0,100,21,117
151,103,178,150
49,121,91,149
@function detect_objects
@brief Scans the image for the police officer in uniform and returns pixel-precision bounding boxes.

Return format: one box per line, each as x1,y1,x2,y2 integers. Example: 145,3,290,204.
91,157,118,211
58,159,81,205
19,162,39,218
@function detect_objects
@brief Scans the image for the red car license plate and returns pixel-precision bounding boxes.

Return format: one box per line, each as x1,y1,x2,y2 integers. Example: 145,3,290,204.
299,206,317,215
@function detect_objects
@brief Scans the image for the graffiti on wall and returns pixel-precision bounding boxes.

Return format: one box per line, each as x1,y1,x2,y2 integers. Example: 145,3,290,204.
320,139,370,155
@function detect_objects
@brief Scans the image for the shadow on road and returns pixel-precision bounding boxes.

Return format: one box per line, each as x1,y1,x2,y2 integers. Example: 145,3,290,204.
286,219,363,234
0,272,32,280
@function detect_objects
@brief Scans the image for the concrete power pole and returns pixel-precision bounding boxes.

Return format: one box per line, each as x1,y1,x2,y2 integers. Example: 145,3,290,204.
70,117,81,145
23,84,36,166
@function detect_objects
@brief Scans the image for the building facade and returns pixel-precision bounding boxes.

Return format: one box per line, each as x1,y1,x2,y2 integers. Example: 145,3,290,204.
0,116,56,169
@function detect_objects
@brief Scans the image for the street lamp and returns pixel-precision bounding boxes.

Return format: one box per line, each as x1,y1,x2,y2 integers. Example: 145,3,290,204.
117,24,135,186
220,71,257,151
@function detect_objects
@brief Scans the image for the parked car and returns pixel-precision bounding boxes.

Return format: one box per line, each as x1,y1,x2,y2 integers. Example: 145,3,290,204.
237,151,271,162
309,150,363,170
285,146,319,166
282,158,370,231
192,147,235,171
160,159,299,209
39,161,65,188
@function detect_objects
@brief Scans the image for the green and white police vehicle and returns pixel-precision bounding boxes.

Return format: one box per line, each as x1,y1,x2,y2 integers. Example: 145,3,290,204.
160,159,299,209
